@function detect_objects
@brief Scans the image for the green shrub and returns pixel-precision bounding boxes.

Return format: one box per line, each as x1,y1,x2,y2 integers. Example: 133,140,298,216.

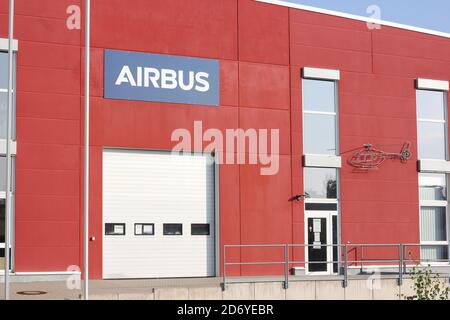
401,265,449,300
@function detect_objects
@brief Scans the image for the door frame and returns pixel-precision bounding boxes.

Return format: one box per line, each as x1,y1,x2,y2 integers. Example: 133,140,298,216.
304,211,337,275
101,148,219,279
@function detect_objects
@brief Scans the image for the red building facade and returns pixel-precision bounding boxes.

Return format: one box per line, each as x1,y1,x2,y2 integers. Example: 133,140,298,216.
0,0,449,279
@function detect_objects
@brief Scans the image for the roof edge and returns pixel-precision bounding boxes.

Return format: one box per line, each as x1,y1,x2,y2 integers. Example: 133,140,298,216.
256,0,450,39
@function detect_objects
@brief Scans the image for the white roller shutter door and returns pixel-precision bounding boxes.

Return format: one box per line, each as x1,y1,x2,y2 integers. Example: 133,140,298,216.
103,149,216,279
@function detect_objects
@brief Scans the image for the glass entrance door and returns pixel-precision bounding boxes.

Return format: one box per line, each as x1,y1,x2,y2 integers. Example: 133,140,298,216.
307,217,328,272
306,212,338,274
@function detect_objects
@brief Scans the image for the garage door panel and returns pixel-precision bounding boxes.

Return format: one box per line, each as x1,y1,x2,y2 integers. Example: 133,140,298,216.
103,149,216,279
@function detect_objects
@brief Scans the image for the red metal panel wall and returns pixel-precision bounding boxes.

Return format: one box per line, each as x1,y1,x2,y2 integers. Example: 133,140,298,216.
1,0,449,278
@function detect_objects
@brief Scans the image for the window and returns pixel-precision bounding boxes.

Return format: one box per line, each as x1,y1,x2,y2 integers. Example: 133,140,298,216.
191,224,210,235
163,224,182,236
302,79,338,155
0,156,5,192
416,90,447,160
304,167,339,274
304,168,337,199
0,49,16,270
0,155,15,193
0,51,16,186
302,70,341,274
419,174,449,262
0,52,16,141
416,86,449,263
134,223,154,236
105,223,126,236
0,156,14,269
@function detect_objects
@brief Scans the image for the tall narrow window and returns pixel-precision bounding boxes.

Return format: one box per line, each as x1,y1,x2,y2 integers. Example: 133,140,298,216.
417,87,449,263
302,69,340,275
419,174,449,261
0,49,16,270
302,79,338,155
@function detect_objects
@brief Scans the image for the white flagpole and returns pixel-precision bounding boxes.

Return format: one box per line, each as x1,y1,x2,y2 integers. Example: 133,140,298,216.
4,0,14,301
83,0,90,301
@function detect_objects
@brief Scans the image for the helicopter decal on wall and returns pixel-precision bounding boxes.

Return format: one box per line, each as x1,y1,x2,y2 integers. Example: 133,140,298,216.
347,142,412,170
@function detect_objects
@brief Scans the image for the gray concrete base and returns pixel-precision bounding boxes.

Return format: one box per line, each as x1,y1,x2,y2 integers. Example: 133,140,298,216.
286,281,315,300
344,280,372,300
188,287,223,300
0,272,81,283
316,280,345,300
1,276,449,300
373,279,400,300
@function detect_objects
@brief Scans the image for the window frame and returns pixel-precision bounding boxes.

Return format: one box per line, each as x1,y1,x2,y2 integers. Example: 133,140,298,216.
416,89,449,161
0,41,18,271
0,50,17,144
416,86,450,264
302,78,339,157
0,155,15,194
191,223,211,236
303,167,340,275
163,223,183,236
302,69,342,274
303,167,339,202
104,223,126,236
418,173,450,264
134,223,155,236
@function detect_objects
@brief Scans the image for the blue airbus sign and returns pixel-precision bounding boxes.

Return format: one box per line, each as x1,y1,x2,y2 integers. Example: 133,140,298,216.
104,49,220,106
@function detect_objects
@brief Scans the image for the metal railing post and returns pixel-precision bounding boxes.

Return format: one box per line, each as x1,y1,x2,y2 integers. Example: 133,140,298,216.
398,244,403,286
83,0,91,301
360,246,364,273
343,244,348,288
284,244,289,289
4,0,15,301
222,246,226,291
403,245,407,275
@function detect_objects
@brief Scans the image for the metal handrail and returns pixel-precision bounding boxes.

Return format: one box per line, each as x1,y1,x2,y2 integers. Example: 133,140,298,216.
222,243,450,290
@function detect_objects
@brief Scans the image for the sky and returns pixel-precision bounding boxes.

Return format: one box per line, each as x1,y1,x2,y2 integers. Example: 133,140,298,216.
284,0,450,33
